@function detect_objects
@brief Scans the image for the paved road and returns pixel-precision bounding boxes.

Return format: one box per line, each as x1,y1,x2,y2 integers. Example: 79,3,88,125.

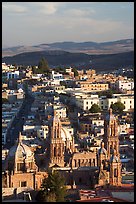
4,93,35,149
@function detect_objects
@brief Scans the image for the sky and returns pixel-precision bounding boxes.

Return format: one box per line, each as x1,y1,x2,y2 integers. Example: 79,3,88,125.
2,2,134,48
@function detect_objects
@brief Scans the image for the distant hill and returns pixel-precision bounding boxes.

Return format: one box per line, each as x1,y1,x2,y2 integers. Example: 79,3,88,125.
2,39,134,57
2,50,134,72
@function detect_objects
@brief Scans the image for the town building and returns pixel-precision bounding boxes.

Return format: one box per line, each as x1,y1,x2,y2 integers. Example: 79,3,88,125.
3,133,47,191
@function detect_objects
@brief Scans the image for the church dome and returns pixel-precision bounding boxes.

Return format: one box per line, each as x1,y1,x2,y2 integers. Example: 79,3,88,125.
61,127,73,141
7,141,33,159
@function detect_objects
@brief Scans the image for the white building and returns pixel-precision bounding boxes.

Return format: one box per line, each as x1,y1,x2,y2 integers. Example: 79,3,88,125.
50,71,64,80
54,106,67,118
7,71,20,79
119,95,134,111
119,123,130,135
116,80,134,91
45,102,67,118
75,94,99,111
37,125,49,140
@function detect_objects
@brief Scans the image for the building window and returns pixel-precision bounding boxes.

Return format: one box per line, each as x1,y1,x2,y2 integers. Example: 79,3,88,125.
124,101,125,104
130,106,132,109
78,159,80,167
79,178,82,183
86,106,88,110
93,159,95,166
130,101,132,104
114,169,117,177
17,163,24,171
86,101,88,104
21,181,27,187
89,159,91,166
75,159,77,167
54,147,56,157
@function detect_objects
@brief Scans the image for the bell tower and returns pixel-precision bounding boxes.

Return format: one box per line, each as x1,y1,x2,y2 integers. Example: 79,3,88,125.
109,149,122,186
104,108,119,160
103,108,122,186
49,111,65,167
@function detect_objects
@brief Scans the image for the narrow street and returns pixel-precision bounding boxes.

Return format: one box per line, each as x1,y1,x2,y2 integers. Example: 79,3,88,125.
4,92,35,149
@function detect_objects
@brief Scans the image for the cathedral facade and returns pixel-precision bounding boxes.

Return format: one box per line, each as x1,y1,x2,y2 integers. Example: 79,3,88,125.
49,108,122,187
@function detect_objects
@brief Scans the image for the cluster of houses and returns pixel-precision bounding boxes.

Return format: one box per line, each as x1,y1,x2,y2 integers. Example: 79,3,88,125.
2,62,134,201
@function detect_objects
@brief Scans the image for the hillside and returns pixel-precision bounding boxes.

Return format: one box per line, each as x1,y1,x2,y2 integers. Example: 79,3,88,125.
2,50,134,72
2,39,134,57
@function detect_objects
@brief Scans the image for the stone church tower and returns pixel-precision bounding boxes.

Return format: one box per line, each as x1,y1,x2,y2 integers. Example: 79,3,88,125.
109,149,122,186
98,108,122,186
104,108,119,160
49,111,65,167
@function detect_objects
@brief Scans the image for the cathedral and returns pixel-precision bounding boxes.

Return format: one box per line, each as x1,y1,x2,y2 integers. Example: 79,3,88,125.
2,108,122,196
48,108,122,187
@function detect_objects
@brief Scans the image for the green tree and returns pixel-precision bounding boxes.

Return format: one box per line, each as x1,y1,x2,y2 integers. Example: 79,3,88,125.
89,104,101,113
98,90,113,98
72,67,78,77
31,65,37,74
2,98,9,104
35,169,67,202
110,101,125,114
37,57,50,74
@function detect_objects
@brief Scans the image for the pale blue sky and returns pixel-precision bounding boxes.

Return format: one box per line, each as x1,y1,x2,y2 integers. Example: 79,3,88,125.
2,2,134,47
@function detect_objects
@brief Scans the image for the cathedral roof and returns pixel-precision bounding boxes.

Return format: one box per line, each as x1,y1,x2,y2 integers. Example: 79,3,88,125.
61,127,73,141
72,151,96,159
7,133,33,160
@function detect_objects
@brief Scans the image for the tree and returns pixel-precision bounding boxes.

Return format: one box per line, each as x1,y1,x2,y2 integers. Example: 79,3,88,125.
98,90,113,98
37,57,50,74
72,67,78,77
89,104,101,113
35,169,67,202
31,65,37,74
2,98,9,104
110,101,125,114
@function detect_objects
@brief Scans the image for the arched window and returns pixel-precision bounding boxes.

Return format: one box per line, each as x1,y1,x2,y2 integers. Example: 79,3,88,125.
89,159,91,166
54,147,56,157
114,169,117,177
78,159,80,167
74,159,77,167
58,147,61,156
93,159,95,166
17,163,24,171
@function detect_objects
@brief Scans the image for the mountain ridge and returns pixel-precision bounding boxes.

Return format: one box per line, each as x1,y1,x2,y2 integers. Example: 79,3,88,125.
2,39,134,57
